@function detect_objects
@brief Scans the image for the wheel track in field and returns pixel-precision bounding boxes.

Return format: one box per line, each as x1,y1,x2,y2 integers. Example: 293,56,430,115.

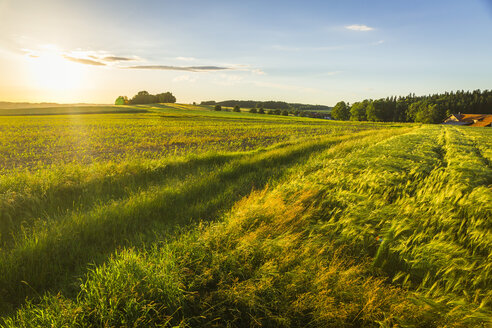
452,126,492,171
382,126,492,295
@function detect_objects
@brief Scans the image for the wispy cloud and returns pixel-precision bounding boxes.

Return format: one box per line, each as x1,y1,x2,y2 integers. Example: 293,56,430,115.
345,24,374,31
102,56,135,62
126,65,230,72
72,52,140,63
226,64,266,75
63,55,106,66
20,45,260,74
22,46,140,66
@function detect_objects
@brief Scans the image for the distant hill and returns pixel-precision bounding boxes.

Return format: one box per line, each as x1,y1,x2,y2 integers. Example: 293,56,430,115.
0,105,147,116
0,102,100,110
201,100,332,112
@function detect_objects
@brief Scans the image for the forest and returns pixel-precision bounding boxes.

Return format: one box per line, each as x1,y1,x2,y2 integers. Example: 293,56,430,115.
331,89,492,123
201,100,332,112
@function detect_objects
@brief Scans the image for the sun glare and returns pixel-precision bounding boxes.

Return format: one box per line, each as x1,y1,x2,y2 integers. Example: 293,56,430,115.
26,52,86,91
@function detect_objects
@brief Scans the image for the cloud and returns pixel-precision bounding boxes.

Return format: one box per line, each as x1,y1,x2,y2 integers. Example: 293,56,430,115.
63,50,139,64
345,24,374,31
126,65,230,72
102,56,135,62
63,55,106,66
19,44,260,74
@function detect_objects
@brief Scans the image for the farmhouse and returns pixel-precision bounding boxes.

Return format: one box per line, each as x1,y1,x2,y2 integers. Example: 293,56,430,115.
443,113,492,127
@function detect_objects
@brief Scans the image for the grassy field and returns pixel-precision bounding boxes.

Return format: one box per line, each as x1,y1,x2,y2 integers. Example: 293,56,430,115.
0,104,490,327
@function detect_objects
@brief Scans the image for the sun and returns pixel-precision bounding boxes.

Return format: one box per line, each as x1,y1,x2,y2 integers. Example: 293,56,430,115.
26,52,86,91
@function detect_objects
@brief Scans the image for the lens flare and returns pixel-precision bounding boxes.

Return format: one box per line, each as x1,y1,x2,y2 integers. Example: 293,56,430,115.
26,51,86,91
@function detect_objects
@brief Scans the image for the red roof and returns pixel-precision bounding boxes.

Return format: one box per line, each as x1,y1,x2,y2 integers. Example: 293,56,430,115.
444,114,492,127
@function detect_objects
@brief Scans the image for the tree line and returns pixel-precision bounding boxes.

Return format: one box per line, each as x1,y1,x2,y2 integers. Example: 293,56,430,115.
115,91,176,105
201,100,331,112
211,104,329,118
331,89,492,123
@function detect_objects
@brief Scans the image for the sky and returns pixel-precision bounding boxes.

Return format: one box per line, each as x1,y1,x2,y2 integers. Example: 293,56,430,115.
0,0,491,105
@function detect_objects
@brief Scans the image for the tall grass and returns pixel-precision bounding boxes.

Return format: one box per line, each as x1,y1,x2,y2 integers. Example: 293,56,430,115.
2,124,490,327
0,130,389,314
4,127,423,327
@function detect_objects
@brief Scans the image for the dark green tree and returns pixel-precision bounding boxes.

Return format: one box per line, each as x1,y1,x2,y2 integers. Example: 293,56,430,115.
366,100,387,122
214,105,222,111
233,105,241,112
249,107,257,113
130,91,156,104
414,104,441,123
258,108,265,114
350,101,368,121
331,101,350,120
156,92,176,103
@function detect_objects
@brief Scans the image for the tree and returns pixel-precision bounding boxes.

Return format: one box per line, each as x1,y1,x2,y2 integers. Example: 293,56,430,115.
258,108,265,114
156,92,176,103
350,101,368,121
129,91,156,104
249,107,257,113
281,110,289,116
331,101,350,120
233,105,241,112
214,105,222,111
366,100,384,122
115,96,128,105
412,102,443,123
331,89,492,123
125,91,176,104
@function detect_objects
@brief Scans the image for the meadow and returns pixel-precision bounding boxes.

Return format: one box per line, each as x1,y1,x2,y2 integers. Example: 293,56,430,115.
0,104,490,327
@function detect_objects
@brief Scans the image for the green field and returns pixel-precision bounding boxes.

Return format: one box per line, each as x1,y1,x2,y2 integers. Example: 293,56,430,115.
0,104,490,327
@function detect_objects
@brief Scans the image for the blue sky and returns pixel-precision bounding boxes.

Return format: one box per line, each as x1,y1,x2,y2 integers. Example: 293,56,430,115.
0,0,491,105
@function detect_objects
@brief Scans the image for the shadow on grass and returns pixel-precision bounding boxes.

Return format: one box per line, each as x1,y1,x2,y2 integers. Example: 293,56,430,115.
0,137,345,315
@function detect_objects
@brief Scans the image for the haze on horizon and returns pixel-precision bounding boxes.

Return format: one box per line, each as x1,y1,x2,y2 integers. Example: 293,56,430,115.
0,0,491,106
